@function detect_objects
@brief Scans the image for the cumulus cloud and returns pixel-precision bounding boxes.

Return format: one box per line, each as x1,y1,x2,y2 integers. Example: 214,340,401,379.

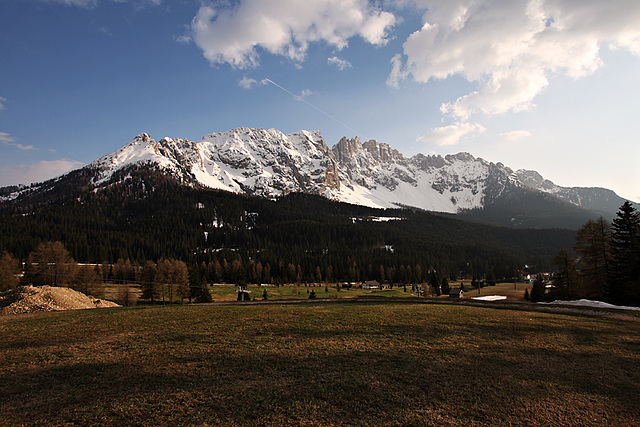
328,56,353,70
0,159,83,187
500,130,533,141
190,0,396,69
392,0,640,119
417,122,485,146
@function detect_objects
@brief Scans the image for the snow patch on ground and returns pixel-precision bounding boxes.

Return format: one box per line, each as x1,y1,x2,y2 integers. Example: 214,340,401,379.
472,295,507,301
540,299,640,311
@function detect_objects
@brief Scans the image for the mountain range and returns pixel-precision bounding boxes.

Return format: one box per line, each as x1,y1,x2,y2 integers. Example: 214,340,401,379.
1,127,632,229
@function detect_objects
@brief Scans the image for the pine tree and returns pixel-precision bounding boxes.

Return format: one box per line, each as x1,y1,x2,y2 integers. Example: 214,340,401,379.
530,275,546,302
610,202,640,305
440,277,450,295
139,260,159,303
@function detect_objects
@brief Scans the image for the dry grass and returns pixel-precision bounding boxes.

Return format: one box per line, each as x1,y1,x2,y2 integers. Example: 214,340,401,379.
1,300,639,426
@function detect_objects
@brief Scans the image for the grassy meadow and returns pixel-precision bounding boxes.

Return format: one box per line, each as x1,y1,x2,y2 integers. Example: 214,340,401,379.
100,280,531,306
1,300,639,426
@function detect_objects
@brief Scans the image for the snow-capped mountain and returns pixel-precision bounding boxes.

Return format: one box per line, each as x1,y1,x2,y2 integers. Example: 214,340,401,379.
90,128,342,200
1,127,633,227
86,128,522,213
513,169,629,215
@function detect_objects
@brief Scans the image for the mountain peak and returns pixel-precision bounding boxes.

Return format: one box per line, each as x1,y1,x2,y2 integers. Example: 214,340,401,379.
134,132,152,143
2,127,633,228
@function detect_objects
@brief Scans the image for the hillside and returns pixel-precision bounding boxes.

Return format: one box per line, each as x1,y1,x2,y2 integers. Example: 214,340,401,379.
0,167,575,280
1,128,633,229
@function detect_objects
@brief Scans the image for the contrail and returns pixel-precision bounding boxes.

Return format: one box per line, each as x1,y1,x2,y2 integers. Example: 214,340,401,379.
262,78,359,136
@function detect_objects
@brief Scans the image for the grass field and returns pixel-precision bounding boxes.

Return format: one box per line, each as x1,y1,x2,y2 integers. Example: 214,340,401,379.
100,280,531,305
2,300,639,426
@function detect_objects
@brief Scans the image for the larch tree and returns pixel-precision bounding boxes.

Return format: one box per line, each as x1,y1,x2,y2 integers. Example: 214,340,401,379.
573,217,611,300
551,249,581,300
0,251,20,291
23,241,76,287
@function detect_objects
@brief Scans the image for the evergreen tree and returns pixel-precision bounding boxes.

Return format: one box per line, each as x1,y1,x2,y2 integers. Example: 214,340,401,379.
429,270,441,296
139,260,159,303
188,263,212,303
440,277,450,295
530,275,546,302
610,202,640,305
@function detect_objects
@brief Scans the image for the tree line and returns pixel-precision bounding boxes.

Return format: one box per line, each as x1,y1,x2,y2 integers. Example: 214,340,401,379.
0,166,578,295
550,201,640,305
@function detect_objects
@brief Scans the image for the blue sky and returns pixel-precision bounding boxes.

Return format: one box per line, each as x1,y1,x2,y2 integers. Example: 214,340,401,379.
1,0,638,202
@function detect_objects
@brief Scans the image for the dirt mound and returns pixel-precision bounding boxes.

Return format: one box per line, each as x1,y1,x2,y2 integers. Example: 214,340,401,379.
0,285,119,315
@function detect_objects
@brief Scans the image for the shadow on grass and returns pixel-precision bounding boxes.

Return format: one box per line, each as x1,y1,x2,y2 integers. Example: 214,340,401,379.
2,303,640,426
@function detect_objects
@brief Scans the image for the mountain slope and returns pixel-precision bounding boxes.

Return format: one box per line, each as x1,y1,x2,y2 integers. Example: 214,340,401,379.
1,127,632,228
0,169,576,281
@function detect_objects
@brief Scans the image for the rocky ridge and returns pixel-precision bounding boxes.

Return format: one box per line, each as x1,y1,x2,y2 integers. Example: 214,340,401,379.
1,127,633,219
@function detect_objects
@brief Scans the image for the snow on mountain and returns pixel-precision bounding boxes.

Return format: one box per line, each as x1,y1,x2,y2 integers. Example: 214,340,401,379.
2,127,632,218
87,129,516,213
513,169,631,215
90,128,340,199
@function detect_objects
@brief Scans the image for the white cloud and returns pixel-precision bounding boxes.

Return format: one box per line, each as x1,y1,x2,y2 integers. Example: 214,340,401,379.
0,159,84,187
296,89,316,100
1,130,37,150
238,76,258,89
190,0,396,69
174,34,191,44
0,132,15,143
392,0,640,119
386,54,406,88
43,0,99,6
0,96,6,111
1,135,37,151
500,130,533,141
417,121,485,146
40,0,161,8
328,56,353,70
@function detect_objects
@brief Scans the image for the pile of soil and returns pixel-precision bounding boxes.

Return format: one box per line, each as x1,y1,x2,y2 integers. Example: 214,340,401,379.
0,285,119,315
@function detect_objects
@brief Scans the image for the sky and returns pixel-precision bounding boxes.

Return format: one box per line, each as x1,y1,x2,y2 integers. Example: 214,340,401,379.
0,0,638,202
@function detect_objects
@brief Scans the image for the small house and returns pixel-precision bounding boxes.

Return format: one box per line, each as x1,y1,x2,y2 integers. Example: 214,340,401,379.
362,280,380,289
449,287,464,298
